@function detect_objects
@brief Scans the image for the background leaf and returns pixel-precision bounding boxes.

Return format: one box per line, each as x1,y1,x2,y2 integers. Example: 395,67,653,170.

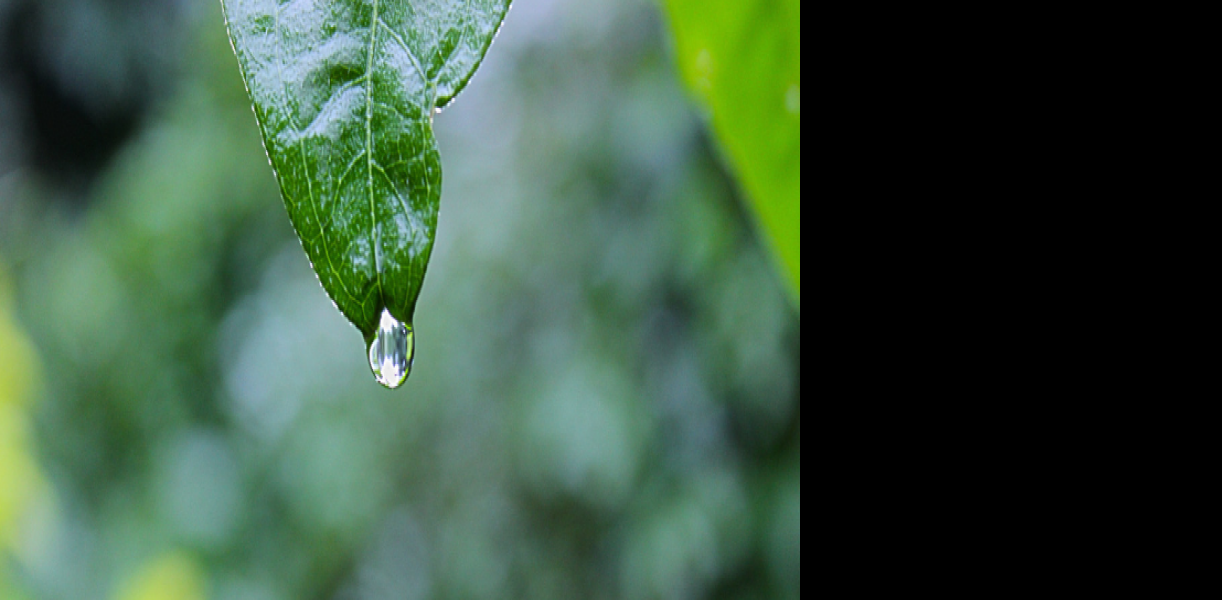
662,0,801,302
221,0,511,339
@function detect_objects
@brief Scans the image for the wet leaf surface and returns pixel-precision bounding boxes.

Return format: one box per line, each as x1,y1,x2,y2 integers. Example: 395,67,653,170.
222,0,511,338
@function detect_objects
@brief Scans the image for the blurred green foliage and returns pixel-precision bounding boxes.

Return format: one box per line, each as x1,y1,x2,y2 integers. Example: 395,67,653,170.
662,0,801,302
0,0,799,598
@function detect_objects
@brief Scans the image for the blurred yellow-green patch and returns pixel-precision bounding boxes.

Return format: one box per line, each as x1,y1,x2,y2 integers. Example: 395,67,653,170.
114,553,205,600
2,263,47,600
663,0,801,303
1,264,45,553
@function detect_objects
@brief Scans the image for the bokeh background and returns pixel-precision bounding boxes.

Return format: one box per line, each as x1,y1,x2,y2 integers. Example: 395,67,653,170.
0,1,799,599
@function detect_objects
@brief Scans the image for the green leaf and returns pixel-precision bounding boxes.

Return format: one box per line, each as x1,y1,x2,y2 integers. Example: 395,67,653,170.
662,0,800,303
221,0,511,340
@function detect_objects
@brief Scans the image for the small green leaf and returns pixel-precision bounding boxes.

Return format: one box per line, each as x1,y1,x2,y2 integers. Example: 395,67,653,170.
221,0,511,340
662,0,800,303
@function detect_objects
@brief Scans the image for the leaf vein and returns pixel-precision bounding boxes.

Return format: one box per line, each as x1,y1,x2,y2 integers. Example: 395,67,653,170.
377,17,427,85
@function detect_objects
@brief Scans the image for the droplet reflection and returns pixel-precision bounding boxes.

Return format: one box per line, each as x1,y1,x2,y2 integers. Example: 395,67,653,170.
368,309,413,389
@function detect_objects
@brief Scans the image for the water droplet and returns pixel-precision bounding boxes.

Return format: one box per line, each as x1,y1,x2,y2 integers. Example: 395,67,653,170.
368,309,414,389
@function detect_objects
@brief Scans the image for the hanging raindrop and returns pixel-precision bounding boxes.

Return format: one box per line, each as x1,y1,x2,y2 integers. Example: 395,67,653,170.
368,308,414,389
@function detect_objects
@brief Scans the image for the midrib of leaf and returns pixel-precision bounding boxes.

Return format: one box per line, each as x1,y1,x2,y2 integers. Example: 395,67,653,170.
365,0,383,306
